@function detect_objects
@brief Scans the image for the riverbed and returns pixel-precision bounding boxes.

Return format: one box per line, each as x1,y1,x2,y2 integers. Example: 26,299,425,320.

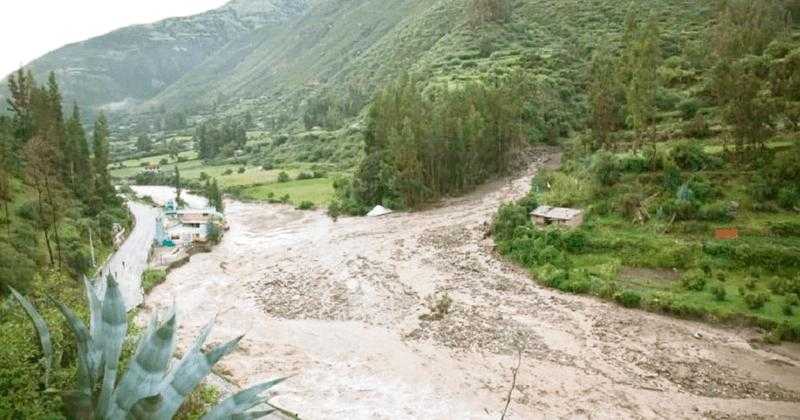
138,155,800,418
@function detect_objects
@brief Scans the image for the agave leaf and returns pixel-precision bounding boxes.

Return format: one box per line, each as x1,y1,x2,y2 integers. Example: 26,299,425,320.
84,276,104,381
149,322,243,419
9,287,53,387
201,377,290,420
49,296,94,403
96,275,128,417
108,308,177,417
128,394,164,419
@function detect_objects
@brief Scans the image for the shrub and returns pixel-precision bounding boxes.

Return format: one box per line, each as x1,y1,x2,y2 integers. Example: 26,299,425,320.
777,187,799,209
743,290,770,309
222,169,233,176
296,201,315,210
680,270,707,291
618,154,648,173
677,98,700,120
279,194,291,204
277,171,290,183
614,290,642,308
662,162,683,192
493,203,530,242
786,293,800,307
711,283,727,301
683,113,711,139
698,202,735,222
160,158,169,165
670,142,711,171
592,152,621,186
237,167,246,174
296,171,314,181
769,221,800,237
142,268,167,293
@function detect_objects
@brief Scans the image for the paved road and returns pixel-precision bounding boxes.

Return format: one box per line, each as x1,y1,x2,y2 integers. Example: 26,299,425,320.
96,201,159,310
96,187,209,310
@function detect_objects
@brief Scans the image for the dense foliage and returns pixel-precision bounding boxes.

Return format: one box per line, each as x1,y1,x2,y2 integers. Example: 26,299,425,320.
0,70,130,417
330,72,573,214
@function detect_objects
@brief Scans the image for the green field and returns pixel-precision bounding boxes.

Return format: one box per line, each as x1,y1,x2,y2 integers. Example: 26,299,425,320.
238,178,335,206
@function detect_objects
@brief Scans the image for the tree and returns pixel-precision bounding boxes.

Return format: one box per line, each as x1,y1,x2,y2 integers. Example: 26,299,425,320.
619,16,661,151
206,178,224,212
587,46,624,150
24,135,64,268
711,0,786,60
66,103,94,204
174,165,182,204
135,134,152,153
712,58,775,154
92,113,115,208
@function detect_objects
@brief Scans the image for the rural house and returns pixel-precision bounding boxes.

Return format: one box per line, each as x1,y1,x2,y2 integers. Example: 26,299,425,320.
531,206,584,228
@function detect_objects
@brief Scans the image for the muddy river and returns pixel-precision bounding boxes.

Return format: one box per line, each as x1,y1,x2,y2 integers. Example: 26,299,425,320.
139,154,800,419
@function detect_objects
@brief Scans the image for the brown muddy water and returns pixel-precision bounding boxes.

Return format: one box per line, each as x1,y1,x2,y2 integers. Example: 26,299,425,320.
139,153,800,419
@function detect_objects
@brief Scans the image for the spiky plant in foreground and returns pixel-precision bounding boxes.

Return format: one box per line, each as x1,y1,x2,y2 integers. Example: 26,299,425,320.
9,275,290,419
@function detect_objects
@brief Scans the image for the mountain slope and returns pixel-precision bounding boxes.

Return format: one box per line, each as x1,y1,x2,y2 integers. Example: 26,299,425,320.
0,0,312,113
143,0,710,127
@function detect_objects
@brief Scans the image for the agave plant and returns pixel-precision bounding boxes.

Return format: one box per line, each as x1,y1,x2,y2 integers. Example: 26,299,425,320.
9,275,291,419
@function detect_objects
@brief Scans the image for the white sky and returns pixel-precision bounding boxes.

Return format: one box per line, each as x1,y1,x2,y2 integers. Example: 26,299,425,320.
0,0,230,79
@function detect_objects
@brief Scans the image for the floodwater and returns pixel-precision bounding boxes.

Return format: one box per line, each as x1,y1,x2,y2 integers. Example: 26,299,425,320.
139,153,800,418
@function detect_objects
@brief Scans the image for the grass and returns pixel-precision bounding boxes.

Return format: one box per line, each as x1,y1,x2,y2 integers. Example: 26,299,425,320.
238,178,335,206
496,138,800,341
142,268,167,294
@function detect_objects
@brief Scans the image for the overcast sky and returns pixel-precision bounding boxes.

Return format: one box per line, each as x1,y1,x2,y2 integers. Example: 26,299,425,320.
0,0,230,79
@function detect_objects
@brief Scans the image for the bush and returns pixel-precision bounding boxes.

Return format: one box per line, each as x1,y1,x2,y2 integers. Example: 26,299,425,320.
786,293,800,307
698,202,735,222
222,169,233,176
142,268,167,293
743,290,770,309
493,203,530,242
670,142,712,171
677,98,700,120
662,162,683,192
777,187,799,209
237,167,246,174
711,283,727,301
769,221,800,237
279,194,291,204
680,270,707,291
296,201,315,210
592,152,621,186
277,171,290,183
683,114,711,139
614,290,642,308
296,171,314,181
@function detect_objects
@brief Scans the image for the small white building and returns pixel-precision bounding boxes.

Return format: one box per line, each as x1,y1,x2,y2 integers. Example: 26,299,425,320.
531,206,584,228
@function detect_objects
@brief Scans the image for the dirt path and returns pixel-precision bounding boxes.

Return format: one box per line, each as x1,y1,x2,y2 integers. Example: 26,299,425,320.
141,152,800,419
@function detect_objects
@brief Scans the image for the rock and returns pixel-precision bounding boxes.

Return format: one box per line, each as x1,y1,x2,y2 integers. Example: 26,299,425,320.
693,332,703,340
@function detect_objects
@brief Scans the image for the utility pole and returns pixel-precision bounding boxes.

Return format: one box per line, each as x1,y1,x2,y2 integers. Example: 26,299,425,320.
89,226,97,267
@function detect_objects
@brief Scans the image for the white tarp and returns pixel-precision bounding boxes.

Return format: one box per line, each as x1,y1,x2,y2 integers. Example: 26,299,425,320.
367,205,393,217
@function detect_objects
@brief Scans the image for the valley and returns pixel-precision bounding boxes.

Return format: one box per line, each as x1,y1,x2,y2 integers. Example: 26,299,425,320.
139,152,800,418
